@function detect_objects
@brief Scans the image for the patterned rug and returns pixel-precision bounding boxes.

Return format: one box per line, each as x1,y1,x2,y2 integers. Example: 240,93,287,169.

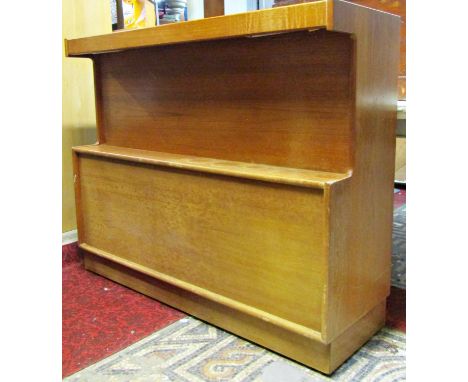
391,204,406,289
64,317,405,382
63,189,406,381
62,243,185,377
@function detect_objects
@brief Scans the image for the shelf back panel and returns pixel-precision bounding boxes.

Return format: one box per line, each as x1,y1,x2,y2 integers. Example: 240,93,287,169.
96,30,354,173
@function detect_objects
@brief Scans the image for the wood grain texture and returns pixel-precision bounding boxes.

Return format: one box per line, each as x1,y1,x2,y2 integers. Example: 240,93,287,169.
73,145,351,189
341,0,405,99
348,0,405,80
65,2,328,56
323,0,400,342
81,243,322,341
274,0,406,99
68,0,400,373
78,154,327,332
72,151,85,244
95,30,354,173
329,300,386,371
204,0,224,18
84,251,386,374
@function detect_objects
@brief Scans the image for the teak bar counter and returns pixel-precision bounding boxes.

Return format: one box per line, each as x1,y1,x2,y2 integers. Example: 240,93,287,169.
66,0,399,374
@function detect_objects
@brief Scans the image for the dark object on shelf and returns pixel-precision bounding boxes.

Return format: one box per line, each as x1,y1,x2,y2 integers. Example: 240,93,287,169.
394,181,406,190
158,0,187,23
111,0,125,30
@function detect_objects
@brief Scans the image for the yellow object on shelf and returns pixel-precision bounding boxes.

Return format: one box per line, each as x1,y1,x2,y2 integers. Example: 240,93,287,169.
124,0,155,29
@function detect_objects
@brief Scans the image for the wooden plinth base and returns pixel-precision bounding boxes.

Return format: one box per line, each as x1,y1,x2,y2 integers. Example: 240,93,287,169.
83,251,386,374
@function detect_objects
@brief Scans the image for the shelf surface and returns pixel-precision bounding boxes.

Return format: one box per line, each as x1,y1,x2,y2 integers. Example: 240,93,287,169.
74,144,351,189
66,1,329,56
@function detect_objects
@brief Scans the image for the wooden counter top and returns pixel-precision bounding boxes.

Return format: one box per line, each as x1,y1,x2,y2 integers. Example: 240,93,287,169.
74,144,351,189
65,1,330,56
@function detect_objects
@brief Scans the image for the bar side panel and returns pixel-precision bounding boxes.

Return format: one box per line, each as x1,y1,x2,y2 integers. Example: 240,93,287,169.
324,0,400,341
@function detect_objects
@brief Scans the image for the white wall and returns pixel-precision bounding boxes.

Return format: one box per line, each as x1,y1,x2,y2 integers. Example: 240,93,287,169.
187,0,204,20
187,1,264,20
259,0,274,9
224,0,257,15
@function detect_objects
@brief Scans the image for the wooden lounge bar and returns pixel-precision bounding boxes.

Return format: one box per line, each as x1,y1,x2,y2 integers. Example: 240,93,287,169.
66,0,399,373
